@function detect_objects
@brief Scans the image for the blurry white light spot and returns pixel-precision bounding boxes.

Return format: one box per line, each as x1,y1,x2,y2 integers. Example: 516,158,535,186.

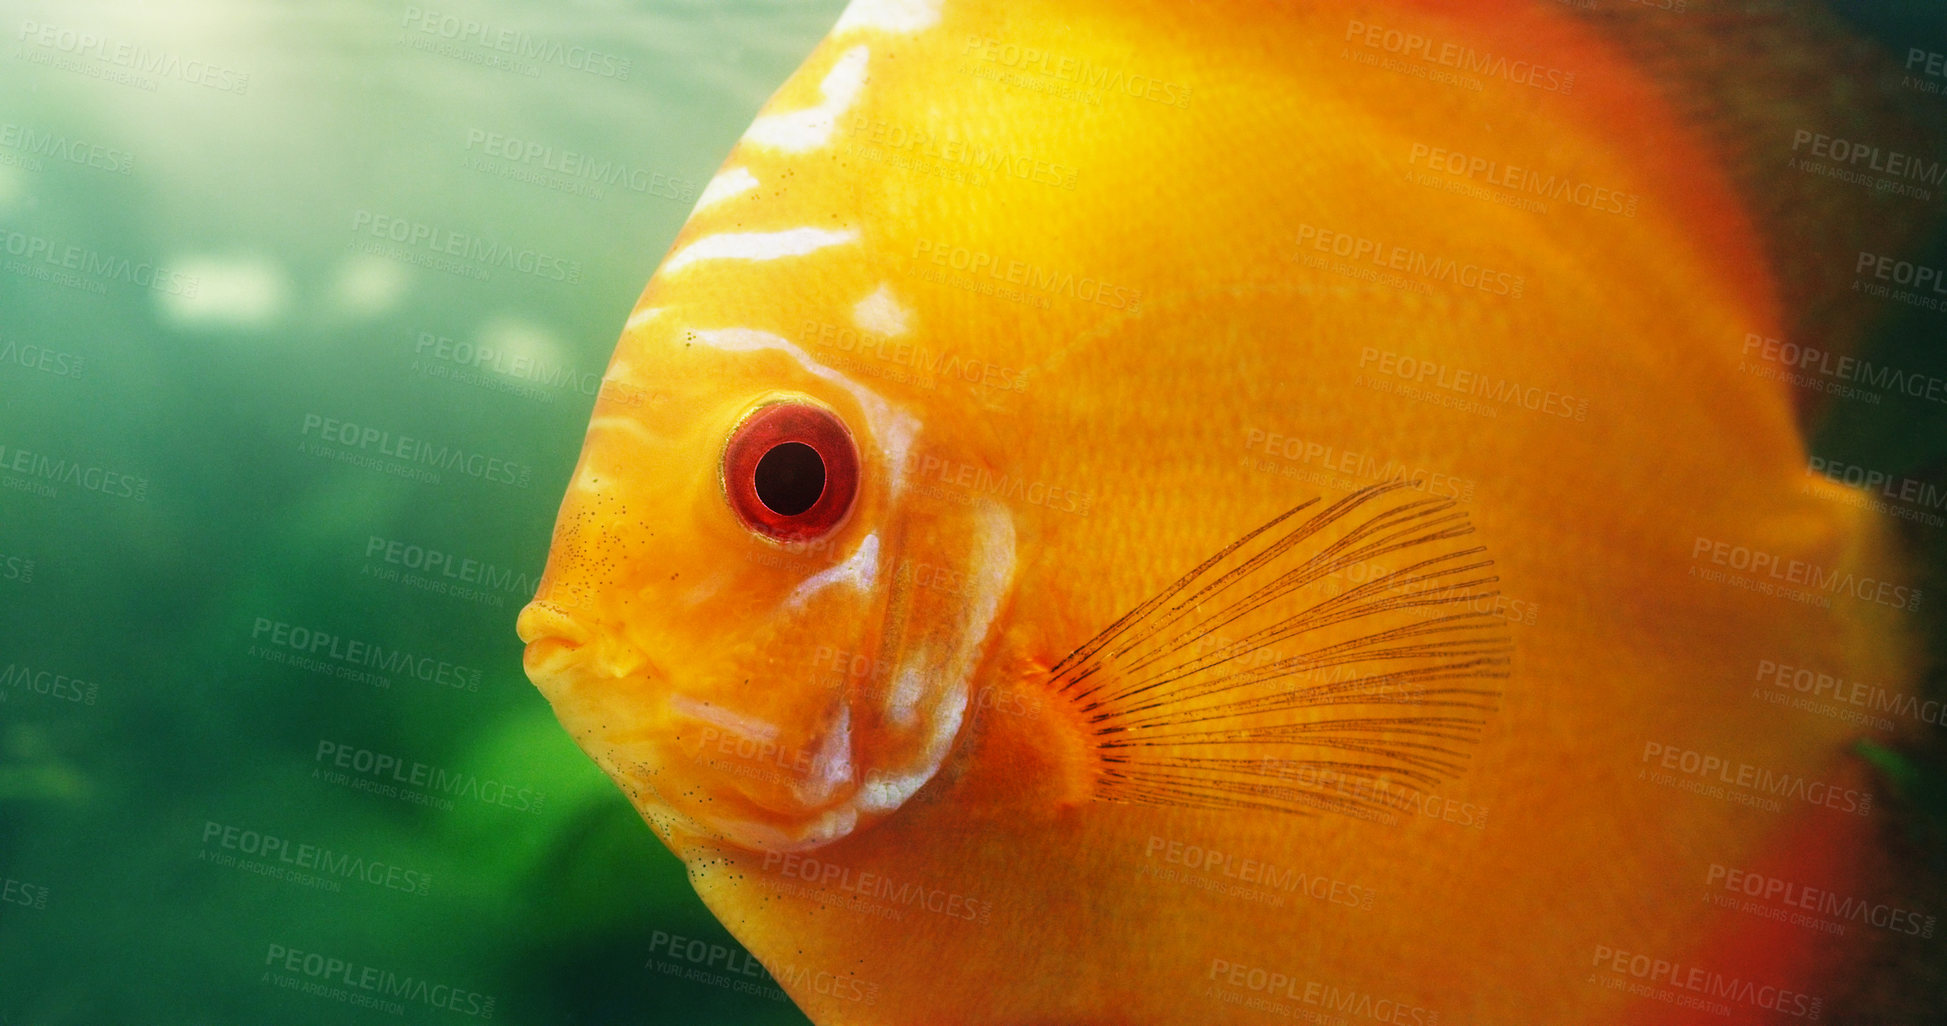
158,255,288,329
330,254,408,317
0,166,24,211
474,315,573,379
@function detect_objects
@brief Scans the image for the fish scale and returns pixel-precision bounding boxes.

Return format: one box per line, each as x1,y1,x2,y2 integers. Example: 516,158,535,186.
518,0,1935,1022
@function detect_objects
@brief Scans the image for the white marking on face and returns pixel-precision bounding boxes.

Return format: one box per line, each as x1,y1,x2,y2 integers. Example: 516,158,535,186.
662,227,858,274
704,807,859,852
853,283,912,337
745,45,870,153
785,533,880,611
856,501,1013,815
623,307,664,332
952,501,1016,678
854,684,964,813
886,662,927,726
669,693,782,743
690,167,759,214
570,463,609,496
834,0,943,34
795,705,856,806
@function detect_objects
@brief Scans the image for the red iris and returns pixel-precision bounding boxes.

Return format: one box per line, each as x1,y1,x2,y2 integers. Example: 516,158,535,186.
722,401,860,542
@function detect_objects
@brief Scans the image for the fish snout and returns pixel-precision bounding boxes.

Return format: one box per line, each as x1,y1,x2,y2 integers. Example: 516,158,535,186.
516,600,593,680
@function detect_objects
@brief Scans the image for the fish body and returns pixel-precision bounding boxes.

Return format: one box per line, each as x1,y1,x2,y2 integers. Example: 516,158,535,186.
518,1,1928,1022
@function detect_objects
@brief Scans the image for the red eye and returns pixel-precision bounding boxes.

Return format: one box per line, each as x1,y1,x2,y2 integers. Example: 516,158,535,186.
722,401,860,542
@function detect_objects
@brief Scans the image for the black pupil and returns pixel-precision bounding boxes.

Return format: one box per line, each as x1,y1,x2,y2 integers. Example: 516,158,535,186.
753,442,825,516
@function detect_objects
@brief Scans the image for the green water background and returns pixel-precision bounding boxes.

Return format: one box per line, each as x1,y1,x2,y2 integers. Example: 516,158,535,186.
0,0,845,1022
2,0,1946,1023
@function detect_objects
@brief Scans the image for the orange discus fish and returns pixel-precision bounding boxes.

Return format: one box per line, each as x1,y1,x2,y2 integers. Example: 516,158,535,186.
518,0,1941,1022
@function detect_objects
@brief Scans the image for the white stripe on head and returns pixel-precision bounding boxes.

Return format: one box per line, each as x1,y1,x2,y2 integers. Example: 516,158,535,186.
690,167,760,215
834,0,943,34
662,227,858,274
746,45,871,153
853,283,912,337
785,532,880,611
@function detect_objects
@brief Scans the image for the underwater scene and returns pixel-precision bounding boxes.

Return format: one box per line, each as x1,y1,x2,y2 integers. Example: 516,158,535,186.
5,0,1947,1023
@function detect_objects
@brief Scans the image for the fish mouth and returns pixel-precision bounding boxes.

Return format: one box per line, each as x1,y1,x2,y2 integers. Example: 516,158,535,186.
517,599,661,684
517,600,590,666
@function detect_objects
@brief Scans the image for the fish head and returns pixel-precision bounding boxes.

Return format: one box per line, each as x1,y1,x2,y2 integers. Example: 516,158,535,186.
516,235,1017,859
517,0,1125,855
